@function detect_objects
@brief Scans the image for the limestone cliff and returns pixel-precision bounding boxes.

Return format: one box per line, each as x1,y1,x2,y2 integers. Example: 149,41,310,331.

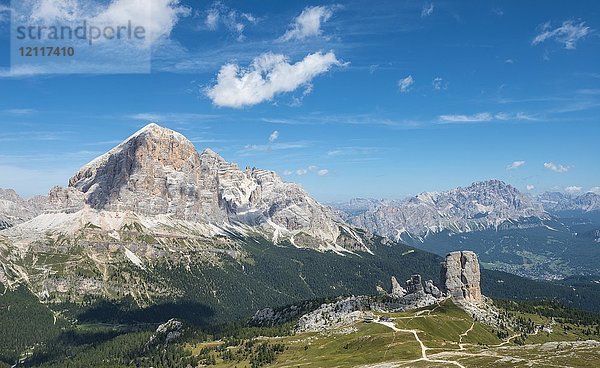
441,250,482,304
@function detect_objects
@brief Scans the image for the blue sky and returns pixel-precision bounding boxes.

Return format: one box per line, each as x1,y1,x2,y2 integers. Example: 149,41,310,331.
0,0,599,201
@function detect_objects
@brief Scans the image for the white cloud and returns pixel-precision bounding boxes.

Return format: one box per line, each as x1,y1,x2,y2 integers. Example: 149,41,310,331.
0,4,11,23
242,142,305,153
421,3,434,17
202,2,258,41
279,6,334,42
526,185,535,191
205,8,219,30
27,0,190,46
289,165,328,177
2,109,36,115
507,161,526,170
268,130,279,143
589,187,600,194
205,51,344,108
544,162,572,173
439,113,493,123
565,186,582,194
398,75,414,93
432,77,447,90
532,20,592,50
439,112,536,123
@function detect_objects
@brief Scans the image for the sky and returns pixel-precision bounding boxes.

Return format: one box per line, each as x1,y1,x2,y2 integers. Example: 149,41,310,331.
0,0,599,202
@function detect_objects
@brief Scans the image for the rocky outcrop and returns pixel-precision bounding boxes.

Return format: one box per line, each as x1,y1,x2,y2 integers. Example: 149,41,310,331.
424,279,441,298
295,296,370,333
390,276,406,297
47,186,85,213
406,274,424,294
146,319,183,348
441,251,482,304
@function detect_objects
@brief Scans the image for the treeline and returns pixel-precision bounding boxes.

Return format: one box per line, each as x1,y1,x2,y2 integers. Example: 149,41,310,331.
495,299,600,326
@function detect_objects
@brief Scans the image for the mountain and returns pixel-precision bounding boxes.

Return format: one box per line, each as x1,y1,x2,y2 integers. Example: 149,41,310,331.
4,123,367,253
0,189,46,230
537,191,600,217
335,182,600,279
0,123,411,317
344,179,548,242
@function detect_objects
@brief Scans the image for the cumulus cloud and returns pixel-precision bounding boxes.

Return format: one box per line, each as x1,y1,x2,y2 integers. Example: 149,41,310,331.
507,161,526,170
565,186,582,194
282,170,293,176
279,5,334,42
268,130,279,143
421,3,434,17
296,168,308,176
544,162,572,173
589,187,600,194
27,0,190,46
439,112,536,123
317,169,329,176
526,185,535,191
205,51,343,108
398,75,414,93
532,20,592,50
203,2,257,41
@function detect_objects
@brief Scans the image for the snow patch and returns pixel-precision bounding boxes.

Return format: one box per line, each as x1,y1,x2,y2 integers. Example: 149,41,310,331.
124,248,145,270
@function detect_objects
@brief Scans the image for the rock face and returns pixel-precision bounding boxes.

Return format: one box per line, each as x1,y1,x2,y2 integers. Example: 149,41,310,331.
337,180,548,241
406,274,424,294
69,123,227,223
390,276,406,297
441,251,482,304
424,279,441,298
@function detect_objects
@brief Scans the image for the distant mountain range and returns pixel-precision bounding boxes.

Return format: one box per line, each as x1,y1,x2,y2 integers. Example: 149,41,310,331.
337,180,550,242
536,191,600,216
333,184,600,279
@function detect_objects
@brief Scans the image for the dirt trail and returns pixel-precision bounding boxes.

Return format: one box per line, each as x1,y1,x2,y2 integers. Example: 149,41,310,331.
374,320,467,368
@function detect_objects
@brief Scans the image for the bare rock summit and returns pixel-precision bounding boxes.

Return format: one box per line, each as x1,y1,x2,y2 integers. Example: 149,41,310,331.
441,250,482,304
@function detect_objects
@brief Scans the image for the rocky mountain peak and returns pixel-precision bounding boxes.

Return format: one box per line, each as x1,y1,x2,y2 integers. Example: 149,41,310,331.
340,179,547,241
66,123,226,222
0,123,366,251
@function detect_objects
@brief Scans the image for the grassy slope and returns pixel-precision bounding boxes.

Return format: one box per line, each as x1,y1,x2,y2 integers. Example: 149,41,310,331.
195,300,600,368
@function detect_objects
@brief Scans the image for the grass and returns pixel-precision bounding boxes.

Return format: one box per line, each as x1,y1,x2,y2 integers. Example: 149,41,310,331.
186,299,600,367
